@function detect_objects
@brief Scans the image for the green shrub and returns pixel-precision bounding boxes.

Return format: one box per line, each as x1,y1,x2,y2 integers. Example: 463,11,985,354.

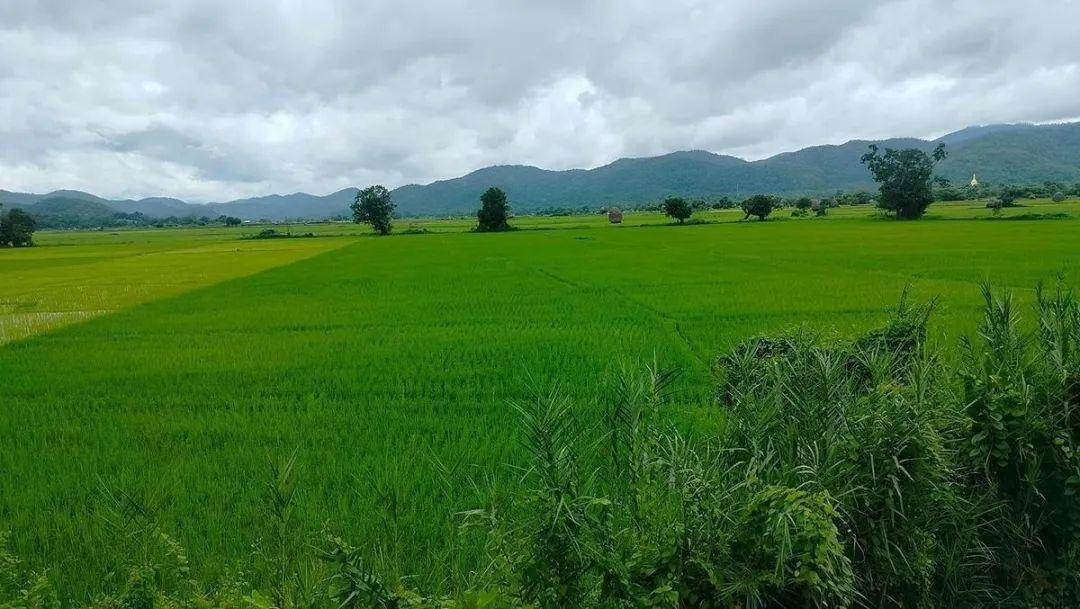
961,282,1080,604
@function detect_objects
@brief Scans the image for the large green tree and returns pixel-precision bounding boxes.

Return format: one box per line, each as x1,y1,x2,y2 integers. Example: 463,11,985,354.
661,197,692,224
740,194,776,221
476,187,512,232
351,185,395,235
861,143,947,219
0,207,36,247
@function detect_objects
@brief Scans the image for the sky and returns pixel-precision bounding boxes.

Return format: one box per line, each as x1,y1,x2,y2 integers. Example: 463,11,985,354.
1,0,1079,202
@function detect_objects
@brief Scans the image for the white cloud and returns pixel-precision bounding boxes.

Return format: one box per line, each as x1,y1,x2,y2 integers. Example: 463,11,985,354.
0,0,1078,201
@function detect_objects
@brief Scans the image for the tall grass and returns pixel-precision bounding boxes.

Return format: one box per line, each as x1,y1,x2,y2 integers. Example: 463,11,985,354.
4,281,1079,607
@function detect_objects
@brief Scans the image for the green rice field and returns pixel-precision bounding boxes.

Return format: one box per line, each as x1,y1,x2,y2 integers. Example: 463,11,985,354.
3,198,1080,599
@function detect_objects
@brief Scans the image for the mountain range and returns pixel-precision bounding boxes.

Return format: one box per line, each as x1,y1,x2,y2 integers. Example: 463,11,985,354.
3,122,1080,222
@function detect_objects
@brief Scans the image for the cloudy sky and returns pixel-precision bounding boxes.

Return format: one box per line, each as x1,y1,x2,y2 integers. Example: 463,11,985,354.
1,0,1078,202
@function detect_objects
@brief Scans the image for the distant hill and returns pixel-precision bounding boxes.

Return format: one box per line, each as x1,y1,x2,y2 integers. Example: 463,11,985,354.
108,197,198,218
391,123,1080,214
21,196,125,229
3,121,1079,222
196,189,358,220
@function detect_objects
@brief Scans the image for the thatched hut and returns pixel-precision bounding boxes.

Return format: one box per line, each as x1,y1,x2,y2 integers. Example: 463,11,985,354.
608,207,623,223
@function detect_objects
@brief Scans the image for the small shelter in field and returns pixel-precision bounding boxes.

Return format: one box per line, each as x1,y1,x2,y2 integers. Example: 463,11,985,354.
608,207,623,223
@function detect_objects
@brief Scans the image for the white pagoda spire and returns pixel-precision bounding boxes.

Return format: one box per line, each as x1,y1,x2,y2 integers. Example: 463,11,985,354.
969,173,979,188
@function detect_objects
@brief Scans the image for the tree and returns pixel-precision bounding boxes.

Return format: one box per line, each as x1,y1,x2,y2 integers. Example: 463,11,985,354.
661,197,692,223
860,143,947,219
741,194,776,221
225,216,242,227
351,185,395,235
998,186,1023,208
795,197,813,211
711,196,735,209
0,208,36,247
476,187,512,232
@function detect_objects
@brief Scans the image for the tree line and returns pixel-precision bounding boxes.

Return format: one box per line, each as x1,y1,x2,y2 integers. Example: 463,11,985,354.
352,185,514,234
353,141,1080,232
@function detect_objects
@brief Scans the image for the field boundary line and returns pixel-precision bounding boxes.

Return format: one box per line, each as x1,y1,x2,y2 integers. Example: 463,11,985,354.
536,268,579,289
607,285,710,368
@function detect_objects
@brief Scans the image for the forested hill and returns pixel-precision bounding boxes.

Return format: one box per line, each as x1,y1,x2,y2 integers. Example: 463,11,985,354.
392,122,1080,214
3,122,1079,220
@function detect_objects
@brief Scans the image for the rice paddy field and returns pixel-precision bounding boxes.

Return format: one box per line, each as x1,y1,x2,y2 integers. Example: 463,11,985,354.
2,198,1080,600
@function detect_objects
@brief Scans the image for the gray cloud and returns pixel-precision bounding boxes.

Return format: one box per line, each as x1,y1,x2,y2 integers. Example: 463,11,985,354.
1,0,1078,202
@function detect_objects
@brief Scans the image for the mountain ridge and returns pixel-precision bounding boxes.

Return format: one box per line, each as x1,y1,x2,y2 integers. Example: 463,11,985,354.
3,122,1079,221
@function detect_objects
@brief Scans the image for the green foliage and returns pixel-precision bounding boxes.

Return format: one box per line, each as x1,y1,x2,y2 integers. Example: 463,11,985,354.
740,194,776,221
352,185,396,235
961,281,1080,605
861,143,947,219
832,191,875,206
998,186,1025,208
0,208,36,247
0,532,60,609
476,188,512,232
661,197,693,223
733,486,854,608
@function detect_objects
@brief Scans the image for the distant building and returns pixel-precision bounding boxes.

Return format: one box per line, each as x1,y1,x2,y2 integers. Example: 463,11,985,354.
608,207,623,223
970,173,979,188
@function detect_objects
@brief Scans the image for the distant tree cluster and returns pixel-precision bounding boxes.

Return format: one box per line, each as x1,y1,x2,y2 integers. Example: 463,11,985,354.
832,191,876,206
533,205,598,217
27,209,254,231
936,181,1078,204
0,207,35,247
